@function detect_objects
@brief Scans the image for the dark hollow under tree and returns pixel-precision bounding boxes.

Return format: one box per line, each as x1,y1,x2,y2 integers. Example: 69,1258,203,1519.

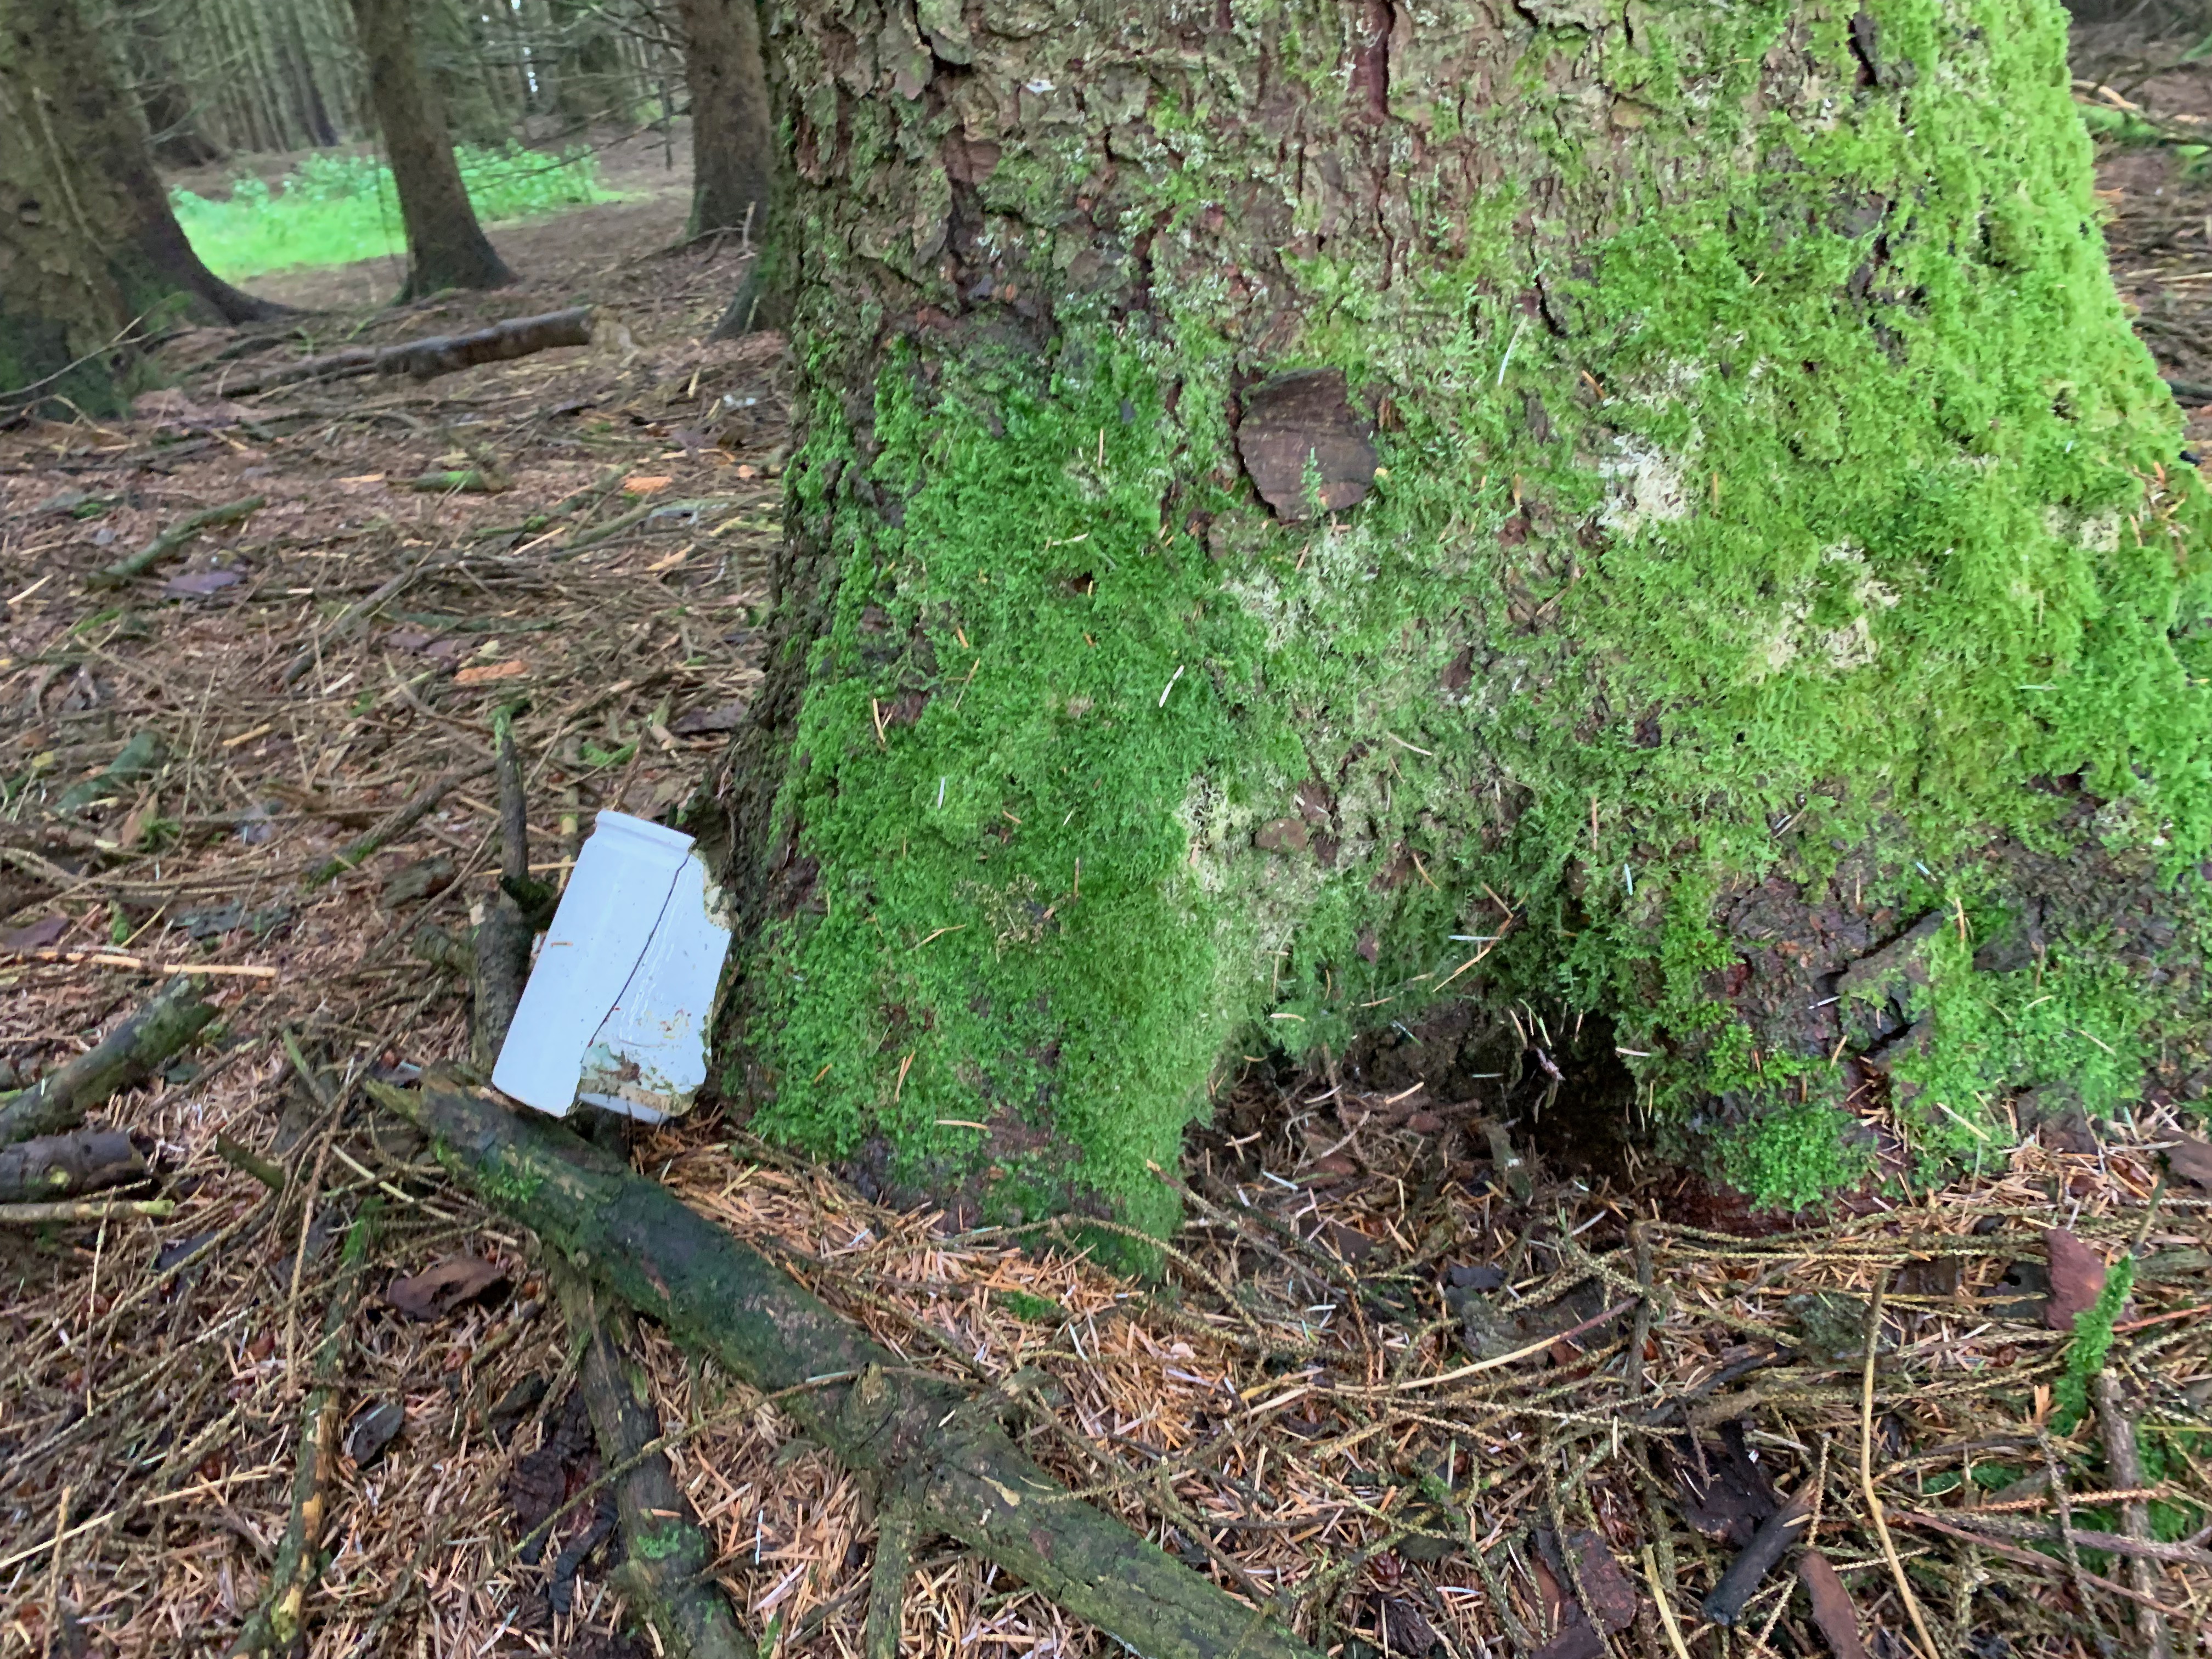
346,0,514,300
701,0,2212,1232
1,0,281,410
673,0,773,244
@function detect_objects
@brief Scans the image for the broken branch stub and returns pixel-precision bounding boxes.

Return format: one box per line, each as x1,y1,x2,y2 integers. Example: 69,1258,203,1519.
375,1074,1323,1659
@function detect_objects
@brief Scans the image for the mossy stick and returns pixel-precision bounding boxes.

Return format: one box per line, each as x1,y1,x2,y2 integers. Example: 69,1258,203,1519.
306,759,494,887
229,1203,379,1657
87,495,264,589
0,974,212,1144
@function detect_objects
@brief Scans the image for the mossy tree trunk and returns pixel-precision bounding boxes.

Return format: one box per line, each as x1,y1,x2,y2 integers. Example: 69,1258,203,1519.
1,0,278,411
347,0,513,299
672,0,771,241
702,0,2212,1228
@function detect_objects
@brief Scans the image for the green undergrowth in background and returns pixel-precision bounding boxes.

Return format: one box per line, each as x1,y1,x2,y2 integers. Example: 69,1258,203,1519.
171,145,614,279
736,0,2212,1232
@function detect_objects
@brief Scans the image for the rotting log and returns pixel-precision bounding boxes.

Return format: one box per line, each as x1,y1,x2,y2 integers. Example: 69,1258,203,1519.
0,974,212,1144
0,1130,144,1203
372,1073,1323,1659
218,308,592,396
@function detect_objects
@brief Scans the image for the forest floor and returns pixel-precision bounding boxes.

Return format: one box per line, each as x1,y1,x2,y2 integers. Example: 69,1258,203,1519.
3,77,2212,1659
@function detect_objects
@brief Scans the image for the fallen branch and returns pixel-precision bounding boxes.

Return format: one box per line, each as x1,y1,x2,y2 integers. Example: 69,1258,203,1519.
219,308,594,396
1889,1511,2182,1615
0,1130,145,1203
230,1204,379,1657
0,974,213,1144
373,1075,1323,1659
87,496,265,590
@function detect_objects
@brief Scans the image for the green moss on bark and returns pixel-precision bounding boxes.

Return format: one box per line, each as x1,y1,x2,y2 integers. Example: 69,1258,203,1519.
724,0,2212,1225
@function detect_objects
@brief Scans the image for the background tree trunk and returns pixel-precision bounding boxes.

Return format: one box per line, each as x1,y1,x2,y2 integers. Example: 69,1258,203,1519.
2,0,278,411
347,0,512,298
673,0,770,240
702,0,2212,1228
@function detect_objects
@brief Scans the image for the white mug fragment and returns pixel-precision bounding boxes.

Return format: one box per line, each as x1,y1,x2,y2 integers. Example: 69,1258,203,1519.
492,810,732,1122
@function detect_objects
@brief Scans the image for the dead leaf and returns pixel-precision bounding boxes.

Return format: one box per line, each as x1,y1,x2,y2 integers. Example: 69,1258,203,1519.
0,916,70,952
2043,1227,2106,1331
1379,1596,1441,1655
1797,1550,1870,1659
1567,1531,1639,1632
383,628,435,653
386,1254,507,1320
345,1399,407,1466
671,701,747,736
623,473,674,493
453,658,529,686
1670,1422,1779,1547
162,568,243,597
2165,1133,2212,1193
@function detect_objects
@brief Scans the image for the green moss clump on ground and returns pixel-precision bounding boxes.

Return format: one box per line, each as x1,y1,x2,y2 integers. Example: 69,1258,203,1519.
737,0,2212,1228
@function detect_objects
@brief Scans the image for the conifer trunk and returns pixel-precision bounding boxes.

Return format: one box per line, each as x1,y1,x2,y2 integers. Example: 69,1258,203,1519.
1,0,280,411
703,0,2212,1227
673,0,771,241
347,0,513,299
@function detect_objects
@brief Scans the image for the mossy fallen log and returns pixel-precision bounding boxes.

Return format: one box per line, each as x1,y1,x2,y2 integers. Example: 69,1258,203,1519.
373,1072,1320,1659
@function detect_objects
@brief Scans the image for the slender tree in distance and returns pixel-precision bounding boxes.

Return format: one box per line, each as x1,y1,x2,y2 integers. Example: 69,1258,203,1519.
673,0,772,244
346,0,512,300
1,0,279,411
701,0,2212,1233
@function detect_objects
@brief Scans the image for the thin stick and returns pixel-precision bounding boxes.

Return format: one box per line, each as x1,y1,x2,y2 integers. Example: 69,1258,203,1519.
0,1197,175,1225
1642,1544,1695,1659
87,495,265,589
1860,1274,1943,1659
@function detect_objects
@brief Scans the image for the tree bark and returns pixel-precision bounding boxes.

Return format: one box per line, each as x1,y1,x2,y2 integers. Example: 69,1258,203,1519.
698,0,2212,1227
346,0,514,299
0,0,279,409
673,0,771,241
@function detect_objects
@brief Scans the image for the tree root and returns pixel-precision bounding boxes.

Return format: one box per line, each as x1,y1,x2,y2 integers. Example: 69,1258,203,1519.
554,1264,752,1659
0,974,212,1144
370,1073,1324,1659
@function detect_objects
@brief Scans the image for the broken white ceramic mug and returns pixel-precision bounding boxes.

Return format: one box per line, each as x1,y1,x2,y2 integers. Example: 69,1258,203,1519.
492,810,731,1121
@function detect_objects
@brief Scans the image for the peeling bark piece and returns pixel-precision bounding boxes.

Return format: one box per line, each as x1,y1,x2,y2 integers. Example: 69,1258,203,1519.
386,1253,508,1319
1796,1551,1870,1659
1236,369,1377,521
2042,1227,2106,1330
1701,1486,1814,1624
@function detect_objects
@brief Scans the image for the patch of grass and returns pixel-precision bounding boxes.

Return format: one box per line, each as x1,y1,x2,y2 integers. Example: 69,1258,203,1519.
172,145,615,280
